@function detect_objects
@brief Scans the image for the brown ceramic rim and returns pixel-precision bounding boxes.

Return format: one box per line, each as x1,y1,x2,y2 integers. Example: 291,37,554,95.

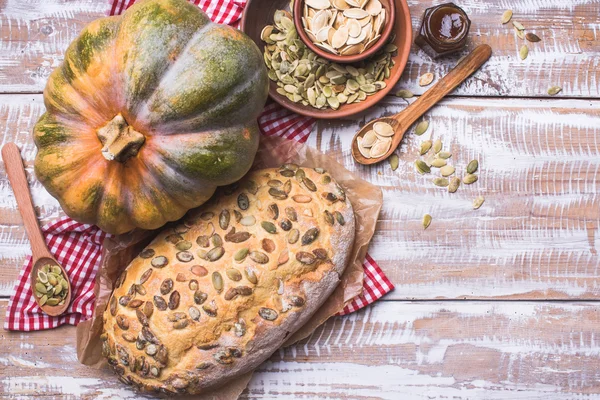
240,0,412,119
293,0,396,63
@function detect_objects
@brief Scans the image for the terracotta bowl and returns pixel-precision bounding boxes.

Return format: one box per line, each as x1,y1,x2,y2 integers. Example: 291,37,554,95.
293,0,396,64
240,0,412,119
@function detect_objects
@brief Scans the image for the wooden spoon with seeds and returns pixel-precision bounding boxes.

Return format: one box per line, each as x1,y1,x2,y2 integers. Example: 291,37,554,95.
352,44,492,165
1,143,72,316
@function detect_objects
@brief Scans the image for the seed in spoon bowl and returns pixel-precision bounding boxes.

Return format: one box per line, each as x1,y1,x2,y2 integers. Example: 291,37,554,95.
373,121,394,137
369,138,391,158
361,130,378,147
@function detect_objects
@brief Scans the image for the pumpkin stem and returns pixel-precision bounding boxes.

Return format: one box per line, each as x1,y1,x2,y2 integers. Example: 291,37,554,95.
96,114,145,163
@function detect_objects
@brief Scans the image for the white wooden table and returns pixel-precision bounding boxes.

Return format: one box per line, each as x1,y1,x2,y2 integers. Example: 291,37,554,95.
1,0,600,398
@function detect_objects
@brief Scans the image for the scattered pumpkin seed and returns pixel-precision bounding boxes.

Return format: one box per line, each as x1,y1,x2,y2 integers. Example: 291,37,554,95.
512,20,525,30
432,139,442,153
463,174,479,184
519,44,529,60
422,214,432,229
548,86,562,96
501,9,513,24
430,158,447,168
440,165,456,176
389,154,399,171
433,177,449,187
396,89,414,98
415,160,431,174
420,140,432,155
473,195,485,210
515,27,525,40
466,160,479,174
415,120,429,136
418,72,434,87
526,33,541,42
258,307,278,321
437,151,452,159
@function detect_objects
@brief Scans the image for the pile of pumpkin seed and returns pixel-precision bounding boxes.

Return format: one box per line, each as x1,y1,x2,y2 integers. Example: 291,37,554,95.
34,264,69,306
261,7,396,110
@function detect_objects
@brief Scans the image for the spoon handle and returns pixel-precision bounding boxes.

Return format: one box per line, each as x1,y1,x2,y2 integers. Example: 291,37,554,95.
395,44,492,128
2,143,52,260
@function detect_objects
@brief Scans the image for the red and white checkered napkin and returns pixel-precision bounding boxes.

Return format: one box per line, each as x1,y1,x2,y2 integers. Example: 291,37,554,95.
4,0,394,331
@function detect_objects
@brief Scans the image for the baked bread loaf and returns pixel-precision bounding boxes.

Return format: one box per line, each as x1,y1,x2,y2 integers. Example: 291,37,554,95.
101,165,355,394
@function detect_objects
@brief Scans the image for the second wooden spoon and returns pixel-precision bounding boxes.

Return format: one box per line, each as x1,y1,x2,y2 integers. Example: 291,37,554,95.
352,44,492,165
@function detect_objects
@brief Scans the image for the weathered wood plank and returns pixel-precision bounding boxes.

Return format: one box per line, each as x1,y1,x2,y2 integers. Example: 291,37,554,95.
2,300,600,398
1,95,600,299
0,0,598,98
308,96,600,300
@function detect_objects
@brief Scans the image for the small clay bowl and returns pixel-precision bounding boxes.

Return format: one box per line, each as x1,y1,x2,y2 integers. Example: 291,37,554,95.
240,0,411,119
293,0,396,63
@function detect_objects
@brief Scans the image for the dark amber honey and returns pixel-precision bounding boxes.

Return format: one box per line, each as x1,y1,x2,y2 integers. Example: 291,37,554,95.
415,3,471,58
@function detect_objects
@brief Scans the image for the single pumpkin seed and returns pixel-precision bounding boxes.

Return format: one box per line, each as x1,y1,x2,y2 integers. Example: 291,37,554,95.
136,309,149,327
202,300,218,317
519,45,529,60
463,174,479,184
240,215,256,226
396,89,414,98
292,195,312,203
323,210,334,226
196,235,210,247
267,203,279,220
433,177,449,187
422,214,432,229
245,267,258,284
419,72,434,86
285,207,298,221
389,154,399,171
548,86,562,96
234,248,249,262
258,307,278,321
35,282,47,294
473,195,485,210
139,249,155,259
165,234,183,244
194,290,208,305
448,177,461,193
39,294,48,306
415,160,431,174
207,247,225,261
143,301,153,318
431,158,447,168
334,211,345,225
467,160,479,174
139,269,152,285
160,279,173,295
433,139,442,153
226,268,242,281
512,20,525,30
211,233,222,247
190,265,208,277
168,291,180,310
501,9,512,24
176,251,193,262
151,256,168,268
37,270,48,283
128,299,143,308
526,32,541,42
262,238,276,253
116,315,129,330
189,306,201,321
219,210,230,230
237,193,250,210
189,280,199,291
249,251,269,264
438,151,452,159
440,165,456,176
212,272,224,293
153,296,167,311
420,140,432,155
288,229,300,244
296,251,317,264
269,188,287,200
261,221,277,234
301,227,320,245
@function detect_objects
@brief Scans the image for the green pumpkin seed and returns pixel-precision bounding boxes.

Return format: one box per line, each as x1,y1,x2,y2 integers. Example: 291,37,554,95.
415,121,429,136
415,160,431,175
389,154,399,171
35,282,47,294
334,211,345,226
176,241,192,251
196,235,210,247
473,195,485,210
433,178,449,187
226,268,242,281
396,89,414,98
234,248,249,262
237,193,250,210
323,210,334,226
463,174,479,184
288,229,300,244
548,86,562,96
37,271,48,283
267,203,279,220
423,214,432,229
261,221,277,234
285,207,298,221
139,249,155,259
467,160,479,174
46,298,60,306
39,294,48,306
211,233,222,247
219,210,230,230
176,251,193,262
301,228,320,245
438,151,452,159
433,139,442,153
512,20,525,30
249,251,269,264
212,272,224,293
207,247,225,261
519,45,529,60
303,177,317,192
245,267,258,284
151,256,168,268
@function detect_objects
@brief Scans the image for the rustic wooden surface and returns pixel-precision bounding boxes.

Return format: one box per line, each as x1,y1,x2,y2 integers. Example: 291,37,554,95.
1,0,600,398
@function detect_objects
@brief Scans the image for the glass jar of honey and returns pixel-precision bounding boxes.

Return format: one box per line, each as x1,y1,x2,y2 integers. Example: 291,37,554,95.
415,3,471,58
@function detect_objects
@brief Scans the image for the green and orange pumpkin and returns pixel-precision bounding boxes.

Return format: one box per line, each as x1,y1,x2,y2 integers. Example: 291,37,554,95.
33,0,268,234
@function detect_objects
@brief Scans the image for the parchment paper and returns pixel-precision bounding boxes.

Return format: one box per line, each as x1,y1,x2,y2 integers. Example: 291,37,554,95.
75,135,383,399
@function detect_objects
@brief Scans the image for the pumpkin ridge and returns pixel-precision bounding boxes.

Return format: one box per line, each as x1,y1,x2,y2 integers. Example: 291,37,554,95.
146,66,268,134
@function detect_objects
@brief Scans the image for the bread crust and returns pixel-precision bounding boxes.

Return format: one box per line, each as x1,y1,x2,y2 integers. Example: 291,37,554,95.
101,166,355,394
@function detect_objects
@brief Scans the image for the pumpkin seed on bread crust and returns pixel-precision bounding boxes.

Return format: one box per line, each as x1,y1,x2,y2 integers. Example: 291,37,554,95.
102,166,355,395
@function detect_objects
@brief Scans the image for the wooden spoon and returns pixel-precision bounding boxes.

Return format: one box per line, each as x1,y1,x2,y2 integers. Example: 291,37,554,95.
352,44,492,165
2,143,72,316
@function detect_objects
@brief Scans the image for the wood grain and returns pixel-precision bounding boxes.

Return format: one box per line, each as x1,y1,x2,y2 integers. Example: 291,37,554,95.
0,0,598,98
2,300,600,398
308,95,600,300
1,95,599,300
